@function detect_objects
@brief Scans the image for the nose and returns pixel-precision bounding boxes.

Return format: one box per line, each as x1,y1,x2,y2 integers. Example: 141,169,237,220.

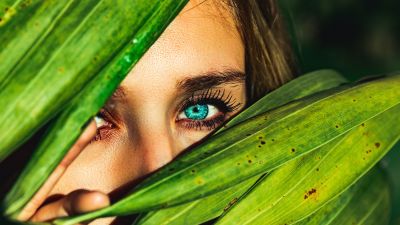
130,117,177,174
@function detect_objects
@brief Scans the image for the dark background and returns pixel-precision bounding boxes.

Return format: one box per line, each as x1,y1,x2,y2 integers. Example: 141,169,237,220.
280,0,400,224
282,0,400,80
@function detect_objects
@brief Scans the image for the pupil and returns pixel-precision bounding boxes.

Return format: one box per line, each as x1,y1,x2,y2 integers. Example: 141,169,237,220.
185,104,209,120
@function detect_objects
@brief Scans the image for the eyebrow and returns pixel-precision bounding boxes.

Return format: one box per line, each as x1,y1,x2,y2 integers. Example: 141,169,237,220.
176,69,245,93
110,69,245,101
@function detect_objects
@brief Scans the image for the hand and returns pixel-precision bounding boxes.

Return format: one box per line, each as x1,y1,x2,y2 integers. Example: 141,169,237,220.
18,120,111,223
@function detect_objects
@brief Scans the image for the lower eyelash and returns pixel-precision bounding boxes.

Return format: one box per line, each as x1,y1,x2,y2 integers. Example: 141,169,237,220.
179,114,225,131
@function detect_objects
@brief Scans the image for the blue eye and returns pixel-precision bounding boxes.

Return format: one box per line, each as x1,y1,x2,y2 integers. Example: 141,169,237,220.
184,104,209,120
176,89,242,131
178,103,219,121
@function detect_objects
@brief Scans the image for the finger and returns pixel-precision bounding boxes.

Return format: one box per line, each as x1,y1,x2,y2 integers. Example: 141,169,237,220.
30,190,110,222
18,120,97,221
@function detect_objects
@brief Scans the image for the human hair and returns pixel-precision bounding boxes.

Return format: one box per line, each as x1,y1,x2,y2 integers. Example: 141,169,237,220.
227,0,299,104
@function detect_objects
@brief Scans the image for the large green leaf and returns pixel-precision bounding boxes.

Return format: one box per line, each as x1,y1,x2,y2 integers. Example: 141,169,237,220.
220,69,347,130
218,69,348,132
133,70,347,225
214,104,400,225
0,0,81,84
294,184,355,225
0,0,178,160
133,175,261,225
1,0,188,218
54,75,400,225
295,168,391,225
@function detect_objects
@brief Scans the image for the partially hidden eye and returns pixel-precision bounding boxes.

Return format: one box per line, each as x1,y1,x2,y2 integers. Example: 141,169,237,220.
94,115,108,129
177,103,219,120
92,109,115,141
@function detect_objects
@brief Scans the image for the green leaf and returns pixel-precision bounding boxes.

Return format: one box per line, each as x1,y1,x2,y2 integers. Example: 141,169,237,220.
294,184,355,225
133,175,261,225
295,168,391,225
134,70,347,225
54,75,400,225
1,0,188,218
214,104,400,225
0,0,174,160
1,0,78,83
218,69,348,132
220,69,347,130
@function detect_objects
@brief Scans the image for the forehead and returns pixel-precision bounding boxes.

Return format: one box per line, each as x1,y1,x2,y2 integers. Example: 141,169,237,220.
122,0,244,95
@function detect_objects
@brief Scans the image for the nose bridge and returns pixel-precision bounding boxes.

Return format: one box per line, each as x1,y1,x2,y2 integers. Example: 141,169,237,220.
129,106,177,174
139,126,176,173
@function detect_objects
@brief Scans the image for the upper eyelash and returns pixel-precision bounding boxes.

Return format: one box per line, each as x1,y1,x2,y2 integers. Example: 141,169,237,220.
179,88,241,113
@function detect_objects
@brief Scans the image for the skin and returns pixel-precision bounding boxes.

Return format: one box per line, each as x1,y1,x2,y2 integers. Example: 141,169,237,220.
19,1,246,224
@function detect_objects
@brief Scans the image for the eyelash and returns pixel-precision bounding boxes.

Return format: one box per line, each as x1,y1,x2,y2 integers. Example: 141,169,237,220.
92,88,241,141
176,89,241,131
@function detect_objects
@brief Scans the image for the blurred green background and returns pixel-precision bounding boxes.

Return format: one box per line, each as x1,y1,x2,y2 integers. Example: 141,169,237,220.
280,0,400,224
282,0,400,80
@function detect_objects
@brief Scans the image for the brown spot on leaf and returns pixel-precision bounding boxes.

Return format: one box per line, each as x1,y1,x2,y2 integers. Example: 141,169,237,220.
304,188,317,199
375,142,381,148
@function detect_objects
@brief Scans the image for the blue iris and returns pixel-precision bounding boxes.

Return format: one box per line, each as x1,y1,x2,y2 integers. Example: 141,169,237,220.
184,104,209,120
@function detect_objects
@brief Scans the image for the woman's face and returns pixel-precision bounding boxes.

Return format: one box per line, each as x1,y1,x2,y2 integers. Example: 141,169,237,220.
33,1,245,224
